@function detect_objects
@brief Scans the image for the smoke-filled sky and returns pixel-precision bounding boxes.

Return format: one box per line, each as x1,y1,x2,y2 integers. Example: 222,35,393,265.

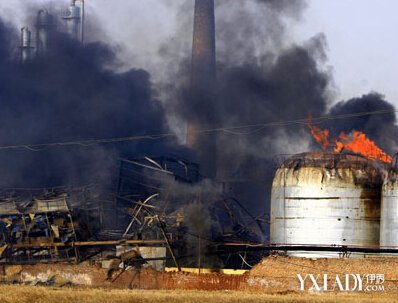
0,0,397,189
0,0,397,105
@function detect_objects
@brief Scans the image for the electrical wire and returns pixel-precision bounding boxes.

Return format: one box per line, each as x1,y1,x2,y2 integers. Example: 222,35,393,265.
0,109,395,152
238,253,254,268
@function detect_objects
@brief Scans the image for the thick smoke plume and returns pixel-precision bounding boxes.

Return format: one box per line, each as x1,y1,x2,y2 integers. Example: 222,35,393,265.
0,16,183,188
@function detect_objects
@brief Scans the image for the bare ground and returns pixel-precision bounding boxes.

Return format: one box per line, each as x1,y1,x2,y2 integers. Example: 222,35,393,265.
0,285,398,303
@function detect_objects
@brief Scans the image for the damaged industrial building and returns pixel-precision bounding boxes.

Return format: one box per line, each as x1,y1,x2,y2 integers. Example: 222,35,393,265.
0,156,264,269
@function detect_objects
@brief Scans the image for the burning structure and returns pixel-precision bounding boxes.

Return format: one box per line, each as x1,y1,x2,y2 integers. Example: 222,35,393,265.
269,120,398,258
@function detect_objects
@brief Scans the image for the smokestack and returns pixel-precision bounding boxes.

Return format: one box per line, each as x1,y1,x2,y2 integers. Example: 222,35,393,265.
186,0,217,178
19,27,34,63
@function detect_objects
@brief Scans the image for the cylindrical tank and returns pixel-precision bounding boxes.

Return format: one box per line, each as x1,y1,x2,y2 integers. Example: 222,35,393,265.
62,0,84,42
20,27,33,62
270,152,382,258
380,153,398,247
36,10,55,53
21,27,31,47
62,5,81,39
37,10,53,26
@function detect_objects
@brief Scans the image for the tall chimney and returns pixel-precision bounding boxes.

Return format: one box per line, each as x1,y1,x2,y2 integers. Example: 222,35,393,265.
186,0,217,178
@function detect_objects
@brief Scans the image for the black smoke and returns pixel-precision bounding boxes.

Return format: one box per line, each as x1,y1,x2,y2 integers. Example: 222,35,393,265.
0,17,184,188
327,93,398,154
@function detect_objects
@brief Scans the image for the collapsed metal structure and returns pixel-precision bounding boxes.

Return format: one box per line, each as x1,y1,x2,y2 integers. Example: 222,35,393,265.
115,157,265,268
0,156,265,269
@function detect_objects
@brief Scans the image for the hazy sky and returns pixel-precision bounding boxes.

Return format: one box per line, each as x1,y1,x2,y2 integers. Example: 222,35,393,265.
294,0,398,106
1,0,397,106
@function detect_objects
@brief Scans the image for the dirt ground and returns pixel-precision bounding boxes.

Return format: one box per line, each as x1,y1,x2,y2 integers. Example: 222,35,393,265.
251,256,398,279
0,285,397,303
2,256,398,300
248,256,398,292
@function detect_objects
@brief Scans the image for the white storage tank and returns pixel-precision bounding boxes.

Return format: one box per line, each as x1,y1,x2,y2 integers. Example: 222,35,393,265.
380,154,398,247
270,152,382,258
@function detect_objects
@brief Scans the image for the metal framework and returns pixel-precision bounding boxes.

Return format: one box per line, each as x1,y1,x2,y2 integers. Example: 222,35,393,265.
0,194,79,264
115,157,266,269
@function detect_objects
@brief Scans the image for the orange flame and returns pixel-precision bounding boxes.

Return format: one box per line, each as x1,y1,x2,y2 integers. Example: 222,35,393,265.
307,119,392,163
307,124,330,151
334,131,392,163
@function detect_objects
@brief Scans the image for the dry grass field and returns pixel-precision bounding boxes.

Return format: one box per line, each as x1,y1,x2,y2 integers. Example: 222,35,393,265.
0,285,398,303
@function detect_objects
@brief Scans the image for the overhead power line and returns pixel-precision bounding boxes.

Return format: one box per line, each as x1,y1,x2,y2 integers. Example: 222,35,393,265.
0,108,396,152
